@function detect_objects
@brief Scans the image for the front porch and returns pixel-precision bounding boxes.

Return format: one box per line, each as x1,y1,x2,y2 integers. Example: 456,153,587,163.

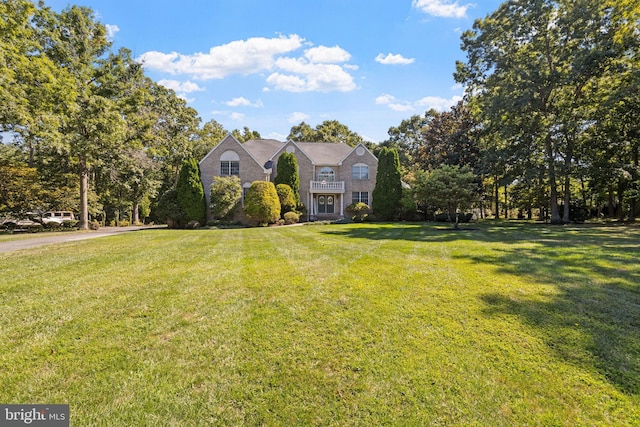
307,192,345,219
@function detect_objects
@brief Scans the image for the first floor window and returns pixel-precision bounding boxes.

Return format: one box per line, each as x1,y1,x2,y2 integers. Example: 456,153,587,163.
352,191,369,205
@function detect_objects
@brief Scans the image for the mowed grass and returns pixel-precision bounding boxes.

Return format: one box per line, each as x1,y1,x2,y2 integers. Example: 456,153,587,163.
0,222,638,426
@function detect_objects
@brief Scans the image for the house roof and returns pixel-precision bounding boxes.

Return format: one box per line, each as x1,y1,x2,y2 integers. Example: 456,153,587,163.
200,136,376,169
295,142,353,165
242,139,285,167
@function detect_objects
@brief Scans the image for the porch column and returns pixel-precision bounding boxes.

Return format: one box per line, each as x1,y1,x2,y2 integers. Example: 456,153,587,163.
340,194,344,217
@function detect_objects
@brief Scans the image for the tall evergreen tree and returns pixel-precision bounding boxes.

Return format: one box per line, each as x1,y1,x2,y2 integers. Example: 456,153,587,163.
176,158,206,224
372,147,403,220
274,152,301,207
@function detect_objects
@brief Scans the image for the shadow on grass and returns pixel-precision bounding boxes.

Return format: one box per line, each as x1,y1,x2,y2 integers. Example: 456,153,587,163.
473,240,639,395
322,222,640,395
321,221,640,247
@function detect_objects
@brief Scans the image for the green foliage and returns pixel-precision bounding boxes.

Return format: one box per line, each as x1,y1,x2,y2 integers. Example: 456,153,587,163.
156,188,186,228
231,126,261,142
372,147,403,220
275,184,296,214
176,159,206,225
288,120,366,147
455,0,637,224
283,211,300,225
244,181,281,226
210,175,242,220
345,202,371,222
274,153,301,207
412,165,477,229
0,164,43,214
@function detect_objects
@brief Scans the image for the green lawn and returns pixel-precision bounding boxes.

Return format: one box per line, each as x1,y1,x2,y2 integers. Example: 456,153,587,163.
1,222,638,426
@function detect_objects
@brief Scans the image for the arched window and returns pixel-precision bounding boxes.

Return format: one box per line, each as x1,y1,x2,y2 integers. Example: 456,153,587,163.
352,163,369,180
317,167,335,182
220,150,240,176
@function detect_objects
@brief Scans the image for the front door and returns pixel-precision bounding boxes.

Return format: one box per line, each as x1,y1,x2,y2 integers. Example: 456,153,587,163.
317,195,335,214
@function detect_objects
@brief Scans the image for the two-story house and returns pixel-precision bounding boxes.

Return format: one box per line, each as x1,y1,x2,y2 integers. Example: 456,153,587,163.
199,134,378,221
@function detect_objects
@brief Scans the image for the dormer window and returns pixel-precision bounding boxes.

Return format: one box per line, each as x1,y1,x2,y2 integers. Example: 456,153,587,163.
220,150,240,176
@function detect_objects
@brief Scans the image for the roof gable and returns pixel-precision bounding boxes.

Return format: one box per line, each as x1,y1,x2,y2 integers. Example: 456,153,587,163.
199,133,242,165
339,142,378,165
295,142,353,165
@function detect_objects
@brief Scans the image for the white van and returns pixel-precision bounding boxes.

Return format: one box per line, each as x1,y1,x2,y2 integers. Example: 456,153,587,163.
42,211,76,224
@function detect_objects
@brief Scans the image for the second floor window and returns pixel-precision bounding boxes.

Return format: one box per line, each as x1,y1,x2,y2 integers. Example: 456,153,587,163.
317,167,335,182
220,161,239,176
352,164,369,180
220,150,240,176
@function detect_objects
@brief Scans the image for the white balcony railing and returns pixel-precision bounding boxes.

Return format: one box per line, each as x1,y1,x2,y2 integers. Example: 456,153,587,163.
310,180,345,193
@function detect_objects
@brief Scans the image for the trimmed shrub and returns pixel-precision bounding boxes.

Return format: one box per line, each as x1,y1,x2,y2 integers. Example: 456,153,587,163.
244,181,281,226
276,184,296,214
210,175,242,220
89,220,101,230
283,211,300,225
345,202,371,222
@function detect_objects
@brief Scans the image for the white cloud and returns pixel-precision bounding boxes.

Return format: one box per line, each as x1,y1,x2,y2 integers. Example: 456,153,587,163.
389,103,415,112
267,131,288,140
375,93,413,112
225,97,264,108
105,24,119,40
288,112,310,123
375,53,415,65
376,93,462,112
412,0,470,18
265,73,307,92
267,59,356,93
139,36,358,93
139,35,305,79
230,112,245,121
158,79,205,93
375,94,397,105
304,46,351,63
416,95,463,110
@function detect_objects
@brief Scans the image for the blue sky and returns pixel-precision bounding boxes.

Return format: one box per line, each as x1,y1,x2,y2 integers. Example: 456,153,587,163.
44,0,504,143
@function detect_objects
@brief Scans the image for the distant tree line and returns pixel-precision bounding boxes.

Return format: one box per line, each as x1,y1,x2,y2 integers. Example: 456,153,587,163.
382,0,639,223
0,0,257,228
2,0,638,227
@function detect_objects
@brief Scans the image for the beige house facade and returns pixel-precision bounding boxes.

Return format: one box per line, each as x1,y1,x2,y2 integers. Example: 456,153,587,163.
199,134,378,220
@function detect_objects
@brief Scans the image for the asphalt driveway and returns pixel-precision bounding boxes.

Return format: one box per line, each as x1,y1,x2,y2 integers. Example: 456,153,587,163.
0,226,162,254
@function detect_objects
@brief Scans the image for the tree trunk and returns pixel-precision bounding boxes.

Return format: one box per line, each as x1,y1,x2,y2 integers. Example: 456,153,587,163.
503,184,508,219
79,157,89,230
630,145,639,221
618,180,625,221
608,184,616,218
538,168,546,221
545,135,562,224
132,202,140,225
563,173,571,223
494,177,500,219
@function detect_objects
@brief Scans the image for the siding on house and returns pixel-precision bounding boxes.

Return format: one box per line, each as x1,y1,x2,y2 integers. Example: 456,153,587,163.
199,134,378,221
